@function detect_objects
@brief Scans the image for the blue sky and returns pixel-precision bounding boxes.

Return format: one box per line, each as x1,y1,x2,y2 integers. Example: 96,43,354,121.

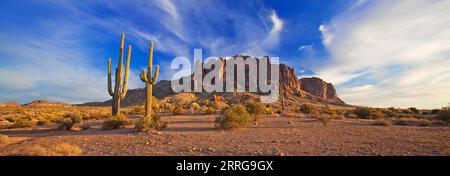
1,0,449,109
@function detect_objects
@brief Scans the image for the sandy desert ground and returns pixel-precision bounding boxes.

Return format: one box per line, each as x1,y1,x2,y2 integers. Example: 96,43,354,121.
1,114,449,156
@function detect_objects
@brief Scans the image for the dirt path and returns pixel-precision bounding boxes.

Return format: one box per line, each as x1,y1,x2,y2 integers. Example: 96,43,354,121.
1,115,449,156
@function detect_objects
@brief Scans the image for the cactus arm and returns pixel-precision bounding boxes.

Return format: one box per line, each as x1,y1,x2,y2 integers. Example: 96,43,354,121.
151,65,159,85
140,68,148,82
120,45,132,99
107,57,114,96
147,41,154,81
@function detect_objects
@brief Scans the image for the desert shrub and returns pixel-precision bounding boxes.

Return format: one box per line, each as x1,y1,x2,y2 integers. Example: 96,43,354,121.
344,111,352,118
36,120,47,126
402,109,413,114
9,117,35,129
135,114,167,132
215,104,251,130
299,104,313,114
56,113,83,130
20,143,82,156
264,107,274,115
173,105,185,115
353,107,384,119
101,114,131,130
318,115,332,127
371,110,385,119
0,135,10,145
392,118,431,126
372,119,392,126
409,107,420,114
86,111,109,120
129,105,145,115
436,106,450,124
160,103,175,113
431,109,440,114
383,110,398,118
388,107,398,113
245,100,265,122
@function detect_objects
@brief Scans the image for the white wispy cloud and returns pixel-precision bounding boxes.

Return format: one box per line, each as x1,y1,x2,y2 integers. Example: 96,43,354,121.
0,0,284,104
315,0,450,108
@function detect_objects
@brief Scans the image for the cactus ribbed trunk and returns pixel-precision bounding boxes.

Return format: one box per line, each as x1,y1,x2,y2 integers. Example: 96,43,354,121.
280,82,285,111
145,82,153,118
108,32,131,116
140,41,159,119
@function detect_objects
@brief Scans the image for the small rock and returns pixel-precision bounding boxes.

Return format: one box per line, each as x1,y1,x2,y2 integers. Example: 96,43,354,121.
288,121,294,125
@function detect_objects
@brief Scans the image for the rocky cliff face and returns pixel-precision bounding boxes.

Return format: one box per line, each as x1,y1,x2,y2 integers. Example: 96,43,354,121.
299,77,344,104
83,56,344,106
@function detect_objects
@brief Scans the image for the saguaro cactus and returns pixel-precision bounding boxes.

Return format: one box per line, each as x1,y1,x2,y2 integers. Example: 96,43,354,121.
279,82,286,111
139,41,159,118
108,32,131,116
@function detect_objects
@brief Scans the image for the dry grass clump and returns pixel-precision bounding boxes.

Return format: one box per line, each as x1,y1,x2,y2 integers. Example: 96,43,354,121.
299,104,316,114
9,117,36,128
245,100,265,122
101,114,131,130
392,118,431,126
56,113,83,130
353,107,385,119
135,114,167,132
372,119,392,126
318,115,332,127
215,104,251,130
20,143,82,156
0,135,11,145
436,106,450,124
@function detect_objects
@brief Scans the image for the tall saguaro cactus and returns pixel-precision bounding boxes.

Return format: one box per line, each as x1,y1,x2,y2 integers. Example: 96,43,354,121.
139,41,159,118
108,32,132,116
279,81,286,111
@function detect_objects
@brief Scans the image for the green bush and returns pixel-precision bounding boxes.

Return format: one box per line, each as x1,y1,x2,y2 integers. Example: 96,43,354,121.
436,106,450,124
299,104,313,114
353,107,385,119
56,113,83,130
431,109,440,114
408,107,420,114
215,104,252,130
101,115,131,130
135,114,167,132
245,100,265,122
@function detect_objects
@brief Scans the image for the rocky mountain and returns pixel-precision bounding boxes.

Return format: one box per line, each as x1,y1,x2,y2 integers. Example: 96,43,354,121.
23,100,71,108
299,77,344,104
83,56,345,106
0,101,21,108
